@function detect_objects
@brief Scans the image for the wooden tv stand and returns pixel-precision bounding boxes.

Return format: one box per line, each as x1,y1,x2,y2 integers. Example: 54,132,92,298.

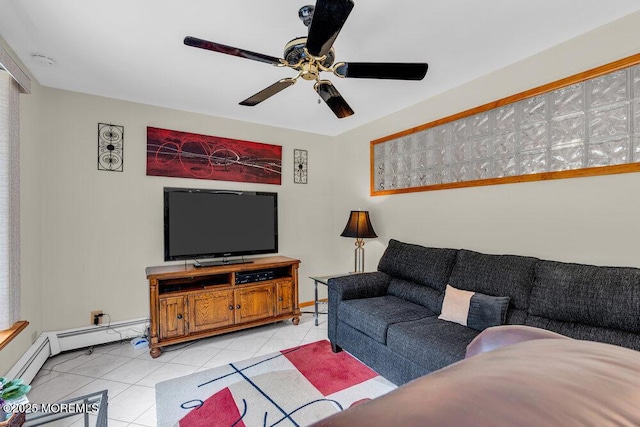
146,256,300,358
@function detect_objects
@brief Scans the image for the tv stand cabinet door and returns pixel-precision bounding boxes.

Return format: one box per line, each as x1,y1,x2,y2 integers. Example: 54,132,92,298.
158,295,187,340
276,281,294,315
188,289,235,333
234,284,274,324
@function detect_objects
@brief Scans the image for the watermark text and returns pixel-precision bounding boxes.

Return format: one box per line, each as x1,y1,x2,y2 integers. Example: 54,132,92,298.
1,402,100,414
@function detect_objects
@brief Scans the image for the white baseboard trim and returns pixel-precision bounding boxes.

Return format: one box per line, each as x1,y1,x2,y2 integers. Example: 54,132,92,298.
6,317,149,383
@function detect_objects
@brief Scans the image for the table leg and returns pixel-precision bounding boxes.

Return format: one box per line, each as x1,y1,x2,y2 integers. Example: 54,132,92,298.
314,279,319,326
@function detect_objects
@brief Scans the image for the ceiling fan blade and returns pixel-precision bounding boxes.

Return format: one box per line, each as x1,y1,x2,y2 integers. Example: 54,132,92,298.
184,36,283,66
314,80,354,119
239,78,296,106
335,62,429,80
305,0,354,58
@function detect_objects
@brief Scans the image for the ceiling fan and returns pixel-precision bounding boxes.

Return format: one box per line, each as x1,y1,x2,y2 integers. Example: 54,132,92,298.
184,0,428,119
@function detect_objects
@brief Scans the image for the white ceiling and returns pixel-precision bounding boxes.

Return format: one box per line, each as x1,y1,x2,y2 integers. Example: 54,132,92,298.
2,1,640,136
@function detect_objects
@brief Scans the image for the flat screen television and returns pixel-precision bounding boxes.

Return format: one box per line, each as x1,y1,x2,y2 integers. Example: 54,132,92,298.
164,187,278,266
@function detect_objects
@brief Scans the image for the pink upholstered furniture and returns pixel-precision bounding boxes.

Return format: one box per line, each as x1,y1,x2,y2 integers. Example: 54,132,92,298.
312,325,640,426
464,324,568,357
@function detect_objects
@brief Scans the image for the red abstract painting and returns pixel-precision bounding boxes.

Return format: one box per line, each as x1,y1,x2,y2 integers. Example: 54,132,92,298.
146,127,282,185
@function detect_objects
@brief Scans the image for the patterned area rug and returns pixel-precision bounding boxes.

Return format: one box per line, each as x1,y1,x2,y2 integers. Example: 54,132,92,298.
155,340,395,427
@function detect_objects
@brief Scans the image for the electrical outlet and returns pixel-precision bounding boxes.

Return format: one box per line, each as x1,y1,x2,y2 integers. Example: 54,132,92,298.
91,310,103,325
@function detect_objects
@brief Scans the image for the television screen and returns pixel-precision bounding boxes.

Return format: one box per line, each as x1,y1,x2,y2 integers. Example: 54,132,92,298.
164,187,278,262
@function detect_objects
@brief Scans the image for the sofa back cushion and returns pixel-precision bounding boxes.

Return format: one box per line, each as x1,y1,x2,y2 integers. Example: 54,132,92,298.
447,249,538,324
378,239,458,292
527,260,640,349
388,278,443,313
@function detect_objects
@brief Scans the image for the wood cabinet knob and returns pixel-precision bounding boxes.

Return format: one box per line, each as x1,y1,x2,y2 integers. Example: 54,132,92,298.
177,314,183,319
229,305,234,310
279,297,283,301
236,304,241,309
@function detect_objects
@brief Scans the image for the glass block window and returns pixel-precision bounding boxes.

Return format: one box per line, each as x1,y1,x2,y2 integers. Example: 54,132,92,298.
372,55,640,195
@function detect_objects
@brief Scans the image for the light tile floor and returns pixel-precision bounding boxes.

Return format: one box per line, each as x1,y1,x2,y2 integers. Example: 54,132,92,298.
28,310,328,427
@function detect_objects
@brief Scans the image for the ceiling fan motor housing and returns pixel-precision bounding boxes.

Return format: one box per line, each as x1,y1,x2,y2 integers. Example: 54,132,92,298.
284,37,335,71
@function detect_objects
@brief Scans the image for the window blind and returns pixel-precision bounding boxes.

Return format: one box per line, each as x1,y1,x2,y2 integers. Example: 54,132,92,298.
0,70,21,330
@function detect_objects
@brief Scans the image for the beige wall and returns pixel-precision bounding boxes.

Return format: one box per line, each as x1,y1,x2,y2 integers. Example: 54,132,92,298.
333,11,640,271
34,88,338,331
4,10,640,375
3,80,339,374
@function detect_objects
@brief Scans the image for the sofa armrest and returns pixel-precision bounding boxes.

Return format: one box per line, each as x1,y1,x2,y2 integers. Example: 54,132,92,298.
328,271,392,301
327,272,391,345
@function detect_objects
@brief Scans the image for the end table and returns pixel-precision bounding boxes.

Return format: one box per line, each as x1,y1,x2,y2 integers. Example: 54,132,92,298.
309,274,350,326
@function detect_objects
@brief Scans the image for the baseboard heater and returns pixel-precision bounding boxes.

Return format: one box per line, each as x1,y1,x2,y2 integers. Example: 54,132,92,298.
6,317,148,383
5,336,51,384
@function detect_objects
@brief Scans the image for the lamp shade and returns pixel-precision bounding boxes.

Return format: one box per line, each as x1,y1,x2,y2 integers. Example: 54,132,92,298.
340,211,377,238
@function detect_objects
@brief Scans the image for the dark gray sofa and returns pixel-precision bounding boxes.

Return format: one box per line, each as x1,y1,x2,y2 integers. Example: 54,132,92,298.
328,239,640,385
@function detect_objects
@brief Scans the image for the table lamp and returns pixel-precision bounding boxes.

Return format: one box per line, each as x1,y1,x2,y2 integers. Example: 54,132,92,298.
340,210,377,273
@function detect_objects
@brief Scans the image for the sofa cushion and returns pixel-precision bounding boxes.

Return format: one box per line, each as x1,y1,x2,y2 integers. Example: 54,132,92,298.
387,317,480,372
525,315,640,351
527,260,640,349
439,285,510,331
387,277,443,313
337,295,435,344
377,239,457,292
448,249,537,319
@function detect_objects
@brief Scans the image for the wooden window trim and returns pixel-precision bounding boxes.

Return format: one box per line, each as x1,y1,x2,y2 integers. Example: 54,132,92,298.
370,52,640,196
0,321,29,351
